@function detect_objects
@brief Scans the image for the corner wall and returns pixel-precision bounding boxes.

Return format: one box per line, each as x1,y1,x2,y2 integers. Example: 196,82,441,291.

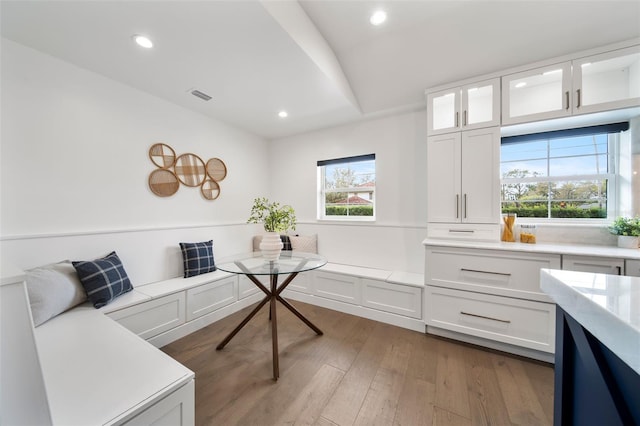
268,110,428,273
0,38,269,283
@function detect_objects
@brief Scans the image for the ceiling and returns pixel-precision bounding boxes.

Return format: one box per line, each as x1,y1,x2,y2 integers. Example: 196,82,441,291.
2,1,640,140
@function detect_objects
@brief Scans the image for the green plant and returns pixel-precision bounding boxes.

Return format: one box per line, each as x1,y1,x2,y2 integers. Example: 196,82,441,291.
247,197,296,233
608,216,640,236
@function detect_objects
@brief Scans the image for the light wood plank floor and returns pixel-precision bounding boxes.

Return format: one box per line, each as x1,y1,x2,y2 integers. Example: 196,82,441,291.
161,300,554,426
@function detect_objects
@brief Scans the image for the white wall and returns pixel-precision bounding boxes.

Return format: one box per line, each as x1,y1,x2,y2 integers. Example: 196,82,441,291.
269,110,428,273
0,38,269,282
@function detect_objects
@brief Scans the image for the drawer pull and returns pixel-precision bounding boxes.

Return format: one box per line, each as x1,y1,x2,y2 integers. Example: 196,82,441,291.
449,229,475,233
460,268,511,277
460,311,511,324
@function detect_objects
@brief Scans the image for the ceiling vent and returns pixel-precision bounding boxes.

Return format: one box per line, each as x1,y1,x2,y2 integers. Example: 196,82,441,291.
190,89,212,101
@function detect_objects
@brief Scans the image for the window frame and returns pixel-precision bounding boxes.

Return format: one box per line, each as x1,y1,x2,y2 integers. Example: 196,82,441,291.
500,123,629,223
317,154,376,222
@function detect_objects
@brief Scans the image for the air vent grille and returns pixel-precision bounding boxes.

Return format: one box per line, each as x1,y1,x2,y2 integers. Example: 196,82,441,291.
191,89,212,101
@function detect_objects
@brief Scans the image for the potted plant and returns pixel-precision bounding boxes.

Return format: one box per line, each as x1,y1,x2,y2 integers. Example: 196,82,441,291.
247,197,296,260
608,216,640,248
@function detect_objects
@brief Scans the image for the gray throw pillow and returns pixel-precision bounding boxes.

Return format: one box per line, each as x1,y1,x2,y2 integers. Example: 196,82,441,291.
26,261,87,327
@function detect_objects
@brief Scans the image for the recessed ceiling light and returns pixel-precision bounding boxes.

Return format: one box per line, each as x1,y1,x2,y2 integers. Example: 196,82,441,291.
515,82,527,88
370,10,387,26
133,34,153,49
278,111,288,118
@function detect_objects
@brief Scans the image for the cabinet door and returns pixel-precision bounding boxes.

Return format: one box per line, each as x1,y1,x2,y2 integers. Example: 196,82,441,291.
461,78,500,131
427,88,461,135
562,255,624,275
427,132,461,223
461,127,500,224
573,46,640,115
502,62,572,125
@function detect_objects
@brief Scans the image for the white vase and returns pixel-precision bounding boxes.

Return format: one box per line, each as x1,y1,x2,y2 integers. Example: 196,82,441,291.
260,232,283,261
617,235,639,249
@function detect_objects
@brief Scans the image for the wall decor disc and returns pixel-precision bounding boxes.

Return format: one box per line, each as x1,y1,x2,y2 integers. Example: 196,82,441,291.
201,178,220,200
206,157,227,182
149,143,176,169
148,169,179,197
174,153,206,187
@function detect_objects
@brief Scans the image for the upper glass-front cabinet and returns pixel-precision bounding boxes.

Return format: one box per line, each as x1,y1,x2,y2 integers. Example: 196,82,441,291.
427,78,500,135
573,46,640,114
503,45,640,125
502,63,572,125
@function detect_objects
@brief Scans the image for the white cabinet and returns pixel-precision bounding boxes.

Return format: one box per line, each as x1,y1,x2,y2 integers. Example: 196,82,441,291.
562,255,624,275
425,286,555,353
362,278,422,319
314,271,361,305
426,246,560,302
424,245,558,359
573,46,640,115
123,380,194,426
625,259,640,276
427,78,500,135
502,45,640,125
502,62,572,124
427,127,500,231
107,292,186,340
186,277,237,321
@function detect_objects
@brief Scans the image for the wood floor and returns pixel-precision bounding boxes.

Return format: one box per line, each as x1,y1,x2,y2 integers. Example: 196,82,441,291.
161,300,554,426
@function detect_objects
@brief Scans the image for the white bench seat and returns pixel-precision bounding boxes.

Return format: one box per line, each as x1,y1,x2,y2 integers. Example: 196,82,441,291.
34,306,194,425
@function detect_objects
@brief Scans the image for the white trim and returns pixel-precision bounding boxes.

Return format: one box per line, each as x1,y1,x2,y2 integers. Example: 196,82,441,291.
0,221,250,241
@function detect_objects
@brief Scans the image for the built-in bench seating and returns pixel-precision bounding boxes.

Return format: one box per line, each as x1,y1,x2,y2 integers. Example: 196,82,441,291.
7,250,424,425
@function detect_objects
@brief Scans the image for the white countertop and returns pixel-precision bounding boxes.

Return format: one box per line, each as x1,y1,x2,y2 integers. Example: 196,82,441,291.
540,269,640,374
423,238,640,260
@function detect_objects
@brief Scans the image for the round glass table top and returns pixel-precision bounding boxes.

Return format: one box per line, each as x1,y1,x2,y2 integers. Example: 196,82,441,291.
216,251,327,276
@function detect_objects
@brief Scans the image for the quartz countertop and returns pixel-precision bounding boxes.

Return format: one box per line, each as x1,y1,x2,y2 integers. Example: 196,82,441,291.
422,238,640,260
540,268,640,374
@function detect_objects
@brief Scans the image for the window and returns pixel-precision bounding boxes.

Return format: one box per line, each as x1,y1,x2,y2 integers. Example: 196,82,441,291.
501,123,629,220
318,154,375,220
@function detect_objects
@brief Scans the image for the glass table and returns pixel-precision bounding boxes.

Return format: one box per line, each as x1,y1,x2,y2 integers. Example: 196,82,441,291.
215,251,327,380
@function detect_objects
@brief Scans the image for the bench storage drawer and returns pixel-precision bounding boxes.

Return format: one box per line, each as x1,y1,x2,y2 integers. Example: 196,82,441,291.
425,286,555,353
362,278,422,319
426,246,560,301
106,292,186,340
186,277,237,321
313,271,361,305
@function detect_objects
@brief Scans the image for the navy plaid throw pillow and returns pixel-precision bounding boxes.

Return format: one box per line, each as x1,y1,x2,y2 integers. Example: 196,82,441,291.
179,240,216,278
72,251,133,308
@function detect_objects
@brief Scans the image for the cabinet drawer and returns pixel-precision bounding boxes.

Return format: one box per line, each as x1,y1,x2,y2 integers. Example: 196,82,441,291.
427,223,499,242
186,277,237,321
625,259,640,277
314,271,361,305
286,272,313,294
425,286,555,353
426,247,559,301
562,255,624,275
238,276,262,299
107,293,186,340
362,279,422,319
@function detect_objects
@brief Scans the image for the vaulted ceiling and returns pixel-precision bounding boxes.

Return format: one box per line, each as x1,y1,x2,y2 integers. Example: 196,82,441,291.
2,1,639,139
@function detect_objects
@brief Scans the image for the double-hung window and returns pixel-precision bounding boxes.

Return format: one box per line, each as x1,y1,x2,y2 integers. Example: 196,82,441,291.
317,154,376,220
501,122,629,220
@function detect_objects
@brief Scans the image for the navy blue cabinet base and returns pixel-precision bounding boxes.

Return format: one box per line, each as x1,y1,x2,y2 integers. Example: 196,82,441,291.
554,307,640,426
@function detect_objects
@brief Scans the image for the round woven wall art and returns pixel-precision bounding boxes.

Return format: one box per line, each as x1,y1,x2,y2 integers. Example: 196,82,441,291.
201,179,221,200
149,143,176,169
148,169,180,197
206,157,227,182
174,153,206,187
